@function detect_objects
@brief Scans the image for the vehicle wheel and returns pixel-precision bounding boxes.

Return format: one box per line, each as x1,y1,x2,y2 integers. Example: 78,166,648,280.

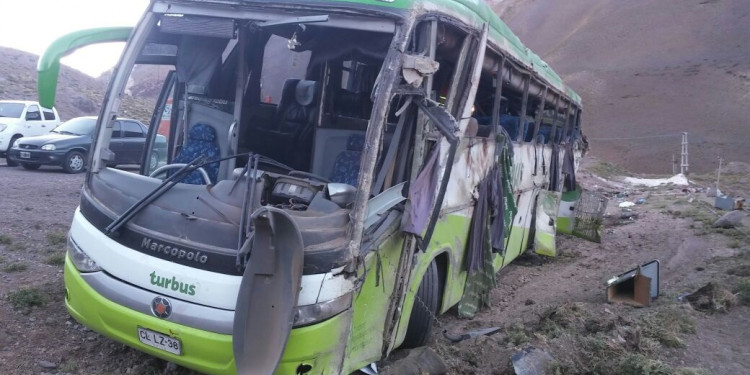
149,151,159,170
63,151,86,174
402,260,440,348
5,135,21,167
20,163,41,170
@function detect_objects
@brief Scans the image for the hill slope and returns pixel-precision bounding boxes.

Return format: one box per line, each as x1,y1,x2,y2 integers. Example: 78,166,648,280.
0,47,104,120
0,47,155,124
492,0,750,173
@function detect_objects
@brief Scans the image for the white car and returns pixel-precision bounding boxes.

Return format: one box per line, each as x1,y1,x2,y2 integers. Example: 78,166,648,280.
0,100,61,166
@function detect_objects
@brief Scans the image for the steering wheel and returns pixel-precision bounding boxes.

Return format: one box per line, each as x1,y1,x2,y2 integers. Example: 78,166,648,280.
288,170,331,183
150,163,212,185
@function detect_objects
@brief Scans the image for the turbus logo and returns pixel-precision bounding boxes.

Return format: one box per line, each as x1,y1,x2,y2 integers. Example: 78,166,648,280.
149,271,197,296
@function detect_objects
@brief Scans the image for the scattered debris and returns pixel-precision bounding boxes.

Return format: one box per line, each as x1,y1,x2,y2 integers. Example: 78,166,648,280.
381,347,447,375
714,196,744,211
684,282,736,313
636,198,646,204
706,187,722,198
443,327,501,343
619,201,636,208
712,210,746,228
359,363,378,375
607,261,660,307
37,360,58,369
511,346,556,375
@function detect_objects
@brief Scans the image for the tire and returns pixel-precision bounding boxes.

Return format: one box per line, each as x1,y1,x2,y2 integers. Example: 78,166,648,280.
5,135,21,167
402,260,440,348
63,151,86,174
20,163,40,170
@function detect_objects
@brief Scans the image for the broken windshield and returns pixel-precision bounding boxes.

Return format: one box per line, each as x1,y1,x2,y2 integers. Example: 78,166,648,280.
83,9,398,258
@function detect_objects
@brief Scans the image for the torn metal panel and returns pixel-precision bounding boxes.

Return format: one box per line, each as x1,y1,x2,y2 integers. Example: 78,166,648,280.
233,207,304,375
534,190,560,257
402,54,440,87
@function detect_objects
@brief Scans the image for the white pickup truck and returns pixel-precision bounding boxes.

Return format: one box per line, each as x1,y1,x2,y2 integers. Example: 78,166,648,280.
0,100,61,166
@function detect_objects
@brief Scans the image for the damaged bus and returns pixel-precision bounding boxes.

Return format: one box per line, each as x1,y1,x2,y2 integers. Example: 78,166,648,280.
40,0,586,373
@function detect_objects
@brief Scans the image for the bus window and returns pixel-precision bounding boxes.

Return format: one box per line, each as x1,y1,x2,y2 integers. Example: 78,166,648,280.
470,50,502,138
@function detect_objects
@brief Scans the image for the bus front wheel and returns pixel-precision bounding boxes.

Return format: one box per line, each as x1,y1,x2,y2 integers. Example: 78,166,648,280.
402,260,439,348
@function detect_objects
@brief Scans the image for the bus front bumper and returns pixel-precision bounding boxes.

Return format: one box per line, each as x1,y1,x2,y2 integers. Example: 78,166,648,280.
64,255,349,375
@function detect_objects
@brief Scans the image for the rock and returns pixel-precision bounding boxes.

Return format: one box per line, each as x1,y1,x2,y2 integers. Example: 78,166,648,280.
381,347,446,375
712,210,745,228
37,360,58,369
685,282,737,313
512,346,556,375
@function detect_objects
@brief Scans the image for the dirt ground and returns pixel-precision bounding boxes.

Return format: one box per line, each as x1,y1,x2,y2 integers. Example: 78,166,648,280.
1,158,749,375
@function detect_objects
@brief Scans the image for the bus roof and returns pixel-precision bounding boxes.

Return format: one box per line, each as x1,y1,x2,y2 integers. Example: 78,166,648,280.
194,0,581,106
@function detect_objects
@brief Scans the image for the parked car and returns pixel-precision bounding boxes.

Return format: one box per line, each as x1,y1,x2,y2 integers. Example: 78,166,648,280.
0,100,61,166
8,116,166,173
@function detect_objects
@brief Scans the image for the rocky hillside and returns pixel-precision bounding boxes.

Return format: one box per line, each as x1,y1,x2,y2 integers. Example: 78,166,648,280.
492,0,750,174
0,47,104,120
0,47,154,124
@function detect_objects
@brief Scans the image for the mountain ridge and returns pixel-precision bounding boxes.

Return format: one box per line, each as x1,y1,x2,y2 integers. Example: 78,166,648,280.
492,0,750,173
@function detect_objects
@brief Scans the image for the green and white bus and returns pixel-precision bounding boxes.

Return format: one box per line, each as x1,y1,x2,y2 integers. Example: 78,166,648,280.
39,0,587,373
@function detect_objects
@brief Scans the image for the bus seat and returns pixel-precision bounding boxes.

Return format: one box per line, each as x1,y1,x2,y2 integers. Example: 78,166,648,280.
276,79,318,133
173,123,220,184
499,114,532,141
184,99,234,180
329,133,365,186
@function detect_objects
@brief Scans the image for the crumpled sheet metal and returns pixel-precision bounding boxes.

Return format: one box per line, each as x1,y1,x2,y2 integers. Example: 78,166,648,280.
402,54,440,87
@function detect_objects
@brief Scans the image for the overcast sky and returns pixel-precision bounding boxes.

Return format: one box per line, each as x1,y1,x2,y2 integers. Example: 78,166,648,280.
0,0,150,77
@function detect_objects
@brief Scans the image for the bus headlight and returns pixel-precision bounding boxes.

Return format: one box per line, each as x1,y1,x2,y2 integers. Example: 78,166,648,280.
293,292,352,327
67,235,102,272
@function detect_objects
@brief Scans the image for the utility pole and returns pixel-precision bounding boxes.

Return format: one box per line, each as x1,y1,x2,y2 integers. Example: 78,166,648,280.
716,157,723,193
680,132,689,175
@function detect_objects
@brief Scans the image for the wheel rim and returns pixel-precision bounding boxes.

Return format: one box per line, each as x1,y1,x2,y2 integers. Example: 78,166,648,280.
69,155,84,171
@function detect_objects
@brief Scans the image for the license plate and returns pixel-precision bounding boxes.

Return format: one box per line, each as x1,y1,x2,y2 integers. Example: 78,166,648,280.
137,327,182,355
19,151,30,159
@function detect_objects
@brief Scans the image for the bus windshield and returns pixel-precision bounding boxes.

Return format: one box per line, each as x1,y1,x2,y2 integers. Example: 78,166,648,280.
81,9,398,263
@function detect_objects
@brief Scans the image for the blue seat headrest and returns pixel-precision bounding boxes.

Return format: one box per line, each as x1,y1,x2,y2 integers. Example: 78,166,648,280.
189,123,216,141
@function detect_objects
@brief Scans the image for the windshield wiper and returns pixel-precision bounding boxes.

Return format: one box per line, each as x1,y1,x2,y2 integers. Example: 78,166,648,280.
55,130,76,135
104,156,208,237
103,152,292,238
